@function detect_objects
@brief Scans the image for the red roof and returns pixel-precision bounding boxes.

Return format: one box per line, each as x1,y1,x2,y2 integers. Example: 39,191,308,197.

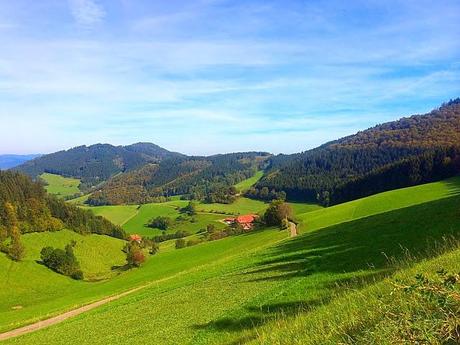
129,234,142,242
236,214,257,224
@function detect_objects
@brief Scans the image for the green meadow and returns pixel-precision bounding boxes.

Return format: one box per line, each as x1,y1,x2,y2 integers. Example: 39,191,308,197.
234,170,264,192
83,204,139,226
1,176,460,344
40,173,81,198
3,179,460,344
297,176,460,232
85,197,270,238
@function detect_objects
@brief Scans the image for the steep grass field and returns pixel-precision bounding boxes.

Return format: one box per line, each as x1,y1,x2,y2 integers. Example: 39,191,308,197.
0,230,126,331
2,177,460,344
297,176,460,232
84,205,139,226
40,173,80,198
0,227,287,334
253,242,460,344
234,170,264,192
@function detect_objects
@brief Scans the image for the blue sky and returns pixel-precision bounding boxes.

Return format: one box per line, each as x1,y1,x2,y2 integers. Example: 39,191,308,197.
0,0,459,155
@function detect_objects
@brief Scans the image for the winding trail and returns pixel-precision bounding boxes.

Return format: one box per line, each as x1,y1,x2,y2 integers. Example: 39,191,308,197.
0,286,146,342
0,222,297,341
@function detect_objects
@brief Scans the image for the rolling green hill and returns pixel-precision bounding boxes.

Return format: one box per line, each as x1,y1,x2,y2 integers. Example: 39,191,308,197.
297,176,460,232
85,197,267,237
255,99,460,204
4,186,460,344
1,176,460,343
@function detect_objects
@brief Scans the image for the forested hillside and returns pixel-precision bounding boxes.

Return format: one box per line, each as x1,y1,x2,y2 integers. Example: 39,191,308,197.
14,143,182,191
0,171,125,261
253,99,460,204
87,152,270,205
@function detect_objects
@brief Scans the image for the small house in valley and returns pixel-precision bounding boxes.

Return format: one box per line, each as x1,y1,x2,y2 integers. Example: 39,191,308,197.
223,214,258,230
129,234,142,243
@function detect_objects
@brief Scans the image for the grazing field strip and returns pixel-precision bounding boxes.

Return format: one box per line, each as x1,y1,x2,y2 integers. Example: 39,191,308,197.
234,170,264,192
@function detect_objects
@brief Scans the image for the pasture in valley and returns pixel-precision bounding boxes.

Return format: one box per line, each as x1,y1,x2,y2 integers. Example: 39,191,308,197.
234,170,264,192
1,177,460,343
40,173,80,198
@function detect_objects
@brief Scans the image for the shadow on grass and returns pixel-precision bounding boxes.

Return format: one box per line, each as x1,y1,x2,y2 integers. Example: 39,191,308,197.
441,176,460,196
192,195,460,337
193,271,386,336
193,299,325,332
111,264,131,272
248,195,460,282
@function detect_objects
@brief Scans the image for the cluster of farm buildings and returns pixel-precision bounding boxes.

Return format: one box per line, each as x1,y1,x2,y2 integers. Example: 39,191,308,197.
223,214,258,230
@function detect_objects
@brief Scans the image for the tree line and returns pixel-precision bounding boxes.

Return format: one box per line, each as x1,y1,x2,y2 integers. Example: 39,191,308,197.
87,152,270,205
252,99,460,205
0,171,126,261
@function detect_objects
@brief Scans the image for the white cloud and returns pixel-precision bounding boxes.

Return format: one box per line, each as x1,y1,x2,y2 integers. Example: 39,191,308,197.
68,0,105,28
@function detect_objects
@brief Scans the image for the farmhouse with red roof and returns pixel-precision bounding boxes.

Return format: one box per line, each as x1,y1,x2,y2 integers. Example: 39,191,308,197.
223,214,258,230
129,234,142,243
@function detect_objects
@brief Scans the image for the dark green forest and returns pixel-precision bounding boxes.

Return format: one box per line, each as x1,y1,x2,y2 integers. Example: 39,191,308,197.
87,152,269,205
14,142,182,191
253,99,460,204
9,99,460,207
0,171,125,261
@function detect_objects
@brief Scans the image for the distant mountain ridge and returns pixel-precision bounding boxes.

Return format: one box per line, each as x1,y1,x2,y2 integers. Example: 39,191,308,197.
14,142,183,191
87,152,270,205
0,154,42,170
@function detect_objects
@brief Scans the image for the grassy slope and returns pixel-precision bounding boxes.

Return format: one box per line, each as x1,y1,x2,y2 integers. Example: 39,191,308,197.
234,170,264,192
298,176,460,233
253,245,460,344
82,205,139,226
0,230,126,330
5,179,460,344
0,227,287,334
40,173,80,198
196,197,268,215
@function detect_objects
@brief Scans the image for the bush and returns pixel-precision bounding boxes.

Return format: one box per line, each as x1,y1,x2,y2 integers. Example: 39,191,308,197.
264,200,293,227
180,202,197,216
186,239,202,247
71,270,84,280
150,242,159,255
8,238,25,261
364,269,460,344
147,216,174,230
125,242,145,267
40,242,83,279
175,238,186,249
149,230,190,243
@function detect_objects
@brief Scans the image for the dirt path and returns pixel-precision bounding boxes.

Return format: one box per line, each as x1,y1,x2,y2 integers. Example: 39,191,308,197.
0,224,292,342
0,286,145,342
289,221,297,237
